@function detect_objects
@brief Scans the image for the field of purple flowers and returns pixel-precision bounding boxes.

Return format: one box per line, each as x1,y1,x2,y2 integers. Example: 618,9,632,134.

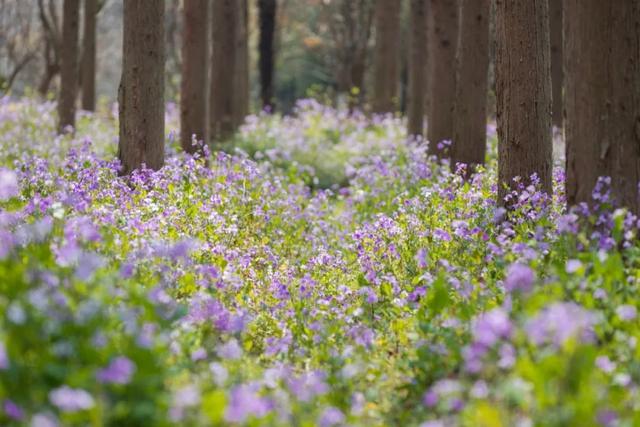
1,97,639,426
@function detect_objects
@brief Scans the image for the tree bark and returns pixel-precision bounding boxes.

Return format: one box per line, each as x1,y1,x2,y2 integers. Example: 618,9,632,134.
210,0,238,142
372,0,402,114
258,0,277,111
549,0,563,128
496,0,553,204
81,0,97,111
118,0,165,175
407,0,427,138
427,0,459,156
58,0,80,133
451,0,490,173
180,0,210,155
233,0,250,128
565,1,640,213
38,0,62,97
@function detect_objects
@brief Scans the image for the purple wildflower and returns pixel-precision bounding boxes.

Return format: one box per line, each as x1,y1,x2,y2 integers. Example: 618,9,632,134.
3,399,24,420
97,356,136,384
616,305,637,321
224,384,271,423
525,302,596,347
0,168,19,200
504,263,535,293
319,407,345,427
49,386,95,412
217,338,243,360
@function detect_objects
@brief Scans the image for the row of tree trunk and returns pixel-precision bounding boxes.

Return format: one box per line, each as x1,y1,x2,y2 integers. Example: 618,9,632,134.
390,0,639,212
54,0,98,135
55,0,640,214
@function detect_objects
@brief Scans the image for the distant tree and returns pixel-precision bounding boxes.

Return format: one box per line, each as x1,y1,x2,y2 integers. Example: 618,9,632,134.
496,0,552,204
427,0,458,156
233,0,250,128
80,0,97,111
451,0,490,174
565,1,640,212
37,0,62,96
58,0,80,133
325,0,375,108
210,0,238,141
549,0,562,128
258,0,277,111
165,0,182,102
372,0,402,114
118,0,165,175
0,1,38,93
180,0,209,155
407,0,427,138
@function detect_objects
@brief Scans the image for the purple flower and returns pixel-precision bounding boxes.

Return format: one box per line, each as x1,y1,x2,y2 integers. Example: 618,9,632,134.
415,248,428,269
616,304,637,321
97,356,136,385
525,302,596,347
3,399,24,420
217,338,243,360
191,348,207,361
224,384,271,423
565,259,582,274
319,407,345,427
287,371,329,402
595,356,616,374
0,168,19,200
472,308,512,348
597,410,618,427
423,390,438,407
49,386,95,412
504,263,535,293
31,413,59,427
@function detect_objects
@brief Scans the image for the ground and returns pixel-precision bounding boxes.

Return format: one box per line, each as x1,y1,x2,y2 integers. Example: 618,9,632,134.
0,97,638,426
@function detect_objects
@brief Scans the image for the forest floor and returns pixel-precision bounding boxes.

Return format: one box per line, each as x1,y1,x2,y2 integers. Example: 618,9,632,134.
0,97,638,426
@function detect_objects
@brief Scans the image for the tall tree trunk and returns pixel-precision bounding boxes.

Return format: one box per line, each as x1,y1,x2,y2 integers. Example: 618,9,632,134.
407,0,427,138
372,0,402,114
258,0,277,111
81,0,97,111
180,0,210,155
451,0,490,173
427,0,459,156
233,0,250,128
549,0,563,128
565,1,640,213
118,0,165,175
496,0,553,205
210,0,238,142
58,0,80,133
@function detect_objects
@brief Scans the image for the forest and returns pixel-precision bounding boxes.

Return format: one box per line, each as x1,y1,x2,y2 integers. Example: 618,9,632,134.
1,0,640,426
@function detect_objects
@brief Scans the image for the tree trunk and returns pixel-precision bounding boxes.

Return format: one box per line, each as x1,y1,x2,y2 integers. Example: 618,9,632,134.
549,0,563,128
118,0,165,175
496,0,553,205
407,0,427,138
58,0,80,133
180,0,210,155
258,0,277,111
427,0,458,156
81,0,97,111
372,0,402,114
233,0,250,128
565,1,640,213
210,0,237,142
451,0,490,173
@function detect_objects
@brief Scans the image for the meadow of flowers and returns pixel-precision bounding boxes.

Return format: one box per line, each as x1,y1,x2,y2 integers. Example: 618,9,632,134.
1,96,639,427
